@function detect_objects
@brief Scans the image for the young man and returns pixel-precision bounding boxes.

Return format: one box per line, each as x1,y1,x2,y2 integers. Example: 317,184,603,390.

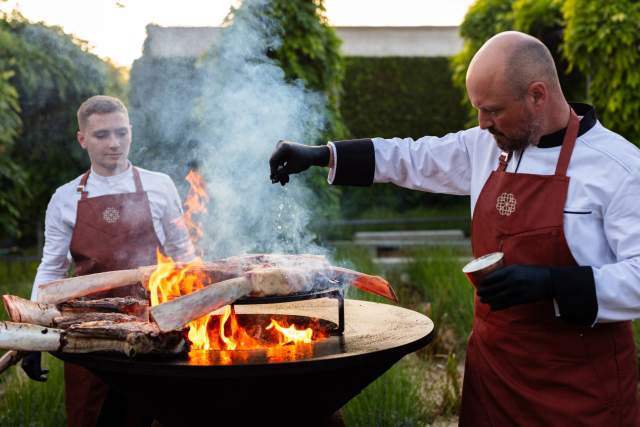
29,95,194,427
269,31,640,425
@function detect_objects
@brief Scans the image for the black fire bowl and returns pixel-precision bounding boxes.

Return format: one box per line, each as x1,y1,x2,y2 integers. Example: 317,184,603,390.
55,299,435,426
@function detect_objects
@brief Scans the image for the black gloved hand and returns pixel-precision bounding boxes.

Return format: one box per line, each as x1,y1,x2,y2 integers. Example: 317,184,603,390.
269,140,330,186
21,352,48,382
477,265,553,311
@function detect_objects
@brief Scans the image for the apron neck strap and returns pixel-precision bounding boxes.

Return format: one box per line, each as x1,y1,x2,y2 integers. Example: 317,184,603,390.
76,166,143,199
555,108,580,177
497,151,511,172
494,108,579,175
132,167,144,193
77,170,91,200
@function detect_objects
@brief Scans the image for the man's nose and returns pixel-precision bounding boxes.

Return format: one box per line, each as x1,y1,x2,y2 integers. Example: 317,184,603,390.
107,134,121,148
478,111,493,130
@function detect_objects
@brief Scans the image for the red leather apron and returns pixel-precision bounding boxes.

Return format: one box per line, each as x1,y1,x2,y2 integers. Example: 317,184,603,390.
65,167,161,427
459,110,640,426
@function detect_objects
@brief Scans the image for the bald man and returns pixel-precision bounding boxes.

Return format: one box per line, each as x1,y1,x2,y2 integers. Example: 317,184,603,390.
269,31,640,425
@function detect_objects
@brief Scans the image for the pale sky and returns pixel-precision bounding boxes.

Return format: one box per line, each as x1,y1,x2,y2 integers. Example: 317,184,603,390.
1,0,475,67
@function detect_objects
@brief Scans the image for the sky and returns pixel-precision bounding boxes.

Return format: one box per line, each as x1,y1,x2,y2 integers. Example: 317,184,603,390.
1,0,475,67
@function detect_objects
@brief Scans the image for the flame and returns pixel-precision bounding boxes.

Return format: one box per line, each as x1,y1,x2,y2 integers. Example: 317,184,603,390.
148,170,328,356
266,319,313,345
147,250,206,306
182,169,209,244
147,251,327,354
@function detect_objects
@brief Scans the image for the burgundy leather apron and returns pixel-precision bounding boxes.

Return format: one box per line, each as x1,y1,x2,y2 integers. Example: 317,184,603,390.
65,167,161,427
459,110,640,426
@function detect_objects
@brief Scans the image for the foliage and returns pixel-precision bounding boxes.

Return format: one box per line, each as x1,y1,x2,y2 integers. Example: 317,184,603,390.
343,359,428,427
0,16,27,240
450,0,586,126
562,0,640,143
265,0,347,140
0,353,66,427
407,248,474,353
1,12,126,244
339,56,470,219
342,57,468,140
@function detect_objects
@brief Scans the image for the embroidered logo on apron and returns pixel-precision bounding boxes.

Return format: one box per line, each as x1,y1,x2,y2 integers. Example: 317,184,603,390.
496,192,517,216
102,207,120,224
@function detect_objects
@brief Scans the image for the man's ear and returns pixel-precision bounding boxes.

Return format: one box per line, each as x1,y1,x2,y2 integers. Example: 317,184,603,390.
77,131,87,149
528,81,547,107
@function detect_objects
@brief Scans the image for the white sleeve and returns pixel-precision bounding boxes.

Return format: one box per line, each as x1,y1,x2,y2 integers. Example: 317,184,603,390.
593,173,640,322
32,194,72,300
160,178,196,262
327,142,337,184
371,130,473,195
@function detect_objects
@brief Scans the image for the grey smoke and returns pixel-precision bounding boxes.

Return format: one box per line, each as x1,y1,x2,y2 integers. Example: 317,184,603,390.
136,0,330,259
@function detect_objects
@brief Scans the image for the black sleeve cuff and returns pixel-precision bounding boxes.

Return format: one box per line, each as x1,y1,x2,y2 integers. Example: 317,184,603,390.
550,266,598,326
332,139,375,186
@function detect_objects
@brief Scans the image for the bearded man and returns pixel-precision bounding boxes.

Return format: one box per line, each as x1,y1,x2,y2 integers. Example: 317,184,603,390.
269,31,640,426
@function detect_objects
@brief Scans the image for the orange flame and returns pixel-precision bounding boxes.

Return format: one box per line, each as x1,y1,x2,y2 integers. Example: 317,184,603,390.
147,250,206,306
181,169,209,247
147,252,327,353
266,319,313,345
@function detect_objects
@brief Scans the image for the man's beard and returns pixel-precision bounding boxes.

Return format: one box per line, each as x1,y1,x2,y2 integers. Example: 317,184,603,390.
490,114,542,152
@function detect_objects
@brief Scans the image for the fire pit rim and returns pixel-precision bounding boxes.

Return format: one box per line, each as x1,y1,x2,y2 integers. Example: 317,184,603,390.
52,299,435,379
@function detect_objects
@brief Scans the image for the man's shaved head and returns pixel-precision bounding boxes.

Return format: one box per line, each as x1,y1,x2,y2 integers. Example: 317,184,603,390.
465,31,569,151
504,34,560,98
467,31,560,100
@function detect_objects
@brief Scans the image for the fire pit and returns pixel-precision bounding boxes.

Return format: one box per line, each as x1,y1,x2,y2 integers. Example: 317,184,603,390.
55,298,434,425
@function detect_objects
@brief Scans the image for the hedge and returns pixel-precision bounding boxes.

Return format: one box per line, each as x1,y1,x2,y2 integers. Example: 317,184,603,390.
341,56,468,140
338,56,470,218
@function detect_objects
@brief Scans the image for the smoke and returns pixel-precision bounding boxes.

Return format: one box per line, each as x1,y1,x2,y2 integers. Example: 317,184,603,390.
140,0,330,259
193,0,329,258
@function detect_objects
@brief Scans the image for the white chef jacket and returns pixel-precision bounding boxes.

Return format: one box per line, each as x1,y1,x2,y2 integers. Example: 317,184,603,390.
328,119,640,323
32,163,195,300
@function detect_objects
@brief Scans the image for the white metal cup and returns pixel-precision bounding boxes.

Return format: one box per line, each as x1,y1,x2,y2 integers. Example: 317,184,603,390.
462,252,504,288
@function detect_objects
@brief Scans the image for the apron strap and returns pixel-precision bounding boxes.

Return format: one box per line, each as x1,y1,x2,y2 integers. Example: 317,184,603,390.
132,167,144,193
555,108,580,177
497,151,512,172
77,170,91,200
75,166,143,199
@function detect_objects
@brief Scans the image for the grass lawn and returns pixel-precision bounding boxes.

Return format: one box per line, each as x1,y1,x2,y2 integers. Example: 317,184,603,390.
0,261,67,427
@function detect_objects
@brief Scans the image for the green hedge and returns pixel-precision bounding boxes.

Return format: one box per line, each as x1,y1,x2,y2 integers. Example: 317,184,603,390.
338,57,470,218
341,56,468,139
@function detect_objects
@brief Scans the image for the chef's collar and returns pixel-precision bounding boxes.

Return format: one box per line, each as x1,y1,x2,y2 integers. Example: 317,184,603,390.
90,161,132,183
537,103,596,148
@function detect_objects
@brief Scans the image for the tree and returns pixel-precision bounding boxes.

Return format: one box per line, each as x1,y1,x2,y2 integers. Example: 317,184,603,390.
0,12,27,240
2,12,127,244
451,0,586,125
562,0,640,143
263,0,347,139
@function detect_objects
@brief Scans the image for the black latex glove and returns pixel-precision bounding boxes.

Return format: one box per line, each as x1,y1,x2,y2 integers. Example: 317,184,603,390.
477,265,553,311
269,140,330,186
21,352,48,382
